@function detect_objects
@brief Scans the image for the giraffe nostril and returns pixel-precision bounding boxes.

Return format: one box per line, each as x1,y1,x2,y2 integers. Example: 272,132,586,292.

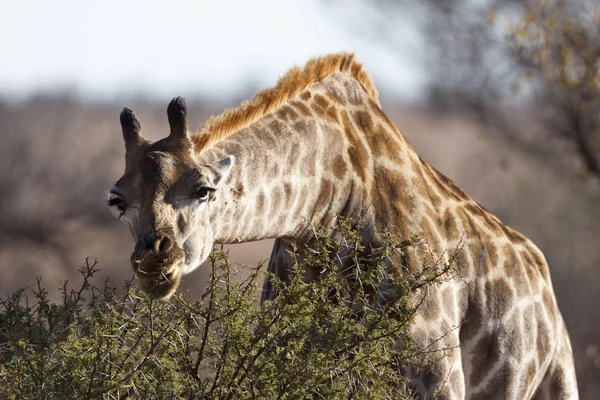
158,235,173,253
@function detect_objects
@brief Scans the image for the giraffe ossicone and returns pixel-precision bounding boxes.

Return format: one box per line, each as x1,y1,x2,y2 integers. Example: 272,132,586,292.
107,53,578,399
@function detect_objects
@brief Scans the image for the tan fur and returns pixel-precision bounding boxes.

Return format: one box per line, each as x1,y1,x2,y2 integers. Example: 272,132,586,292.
193,52,379,151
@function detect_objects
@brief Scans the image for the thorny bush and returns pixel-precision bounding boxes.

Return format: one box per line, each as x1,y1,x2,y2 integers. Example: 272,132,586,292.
0,222,456,399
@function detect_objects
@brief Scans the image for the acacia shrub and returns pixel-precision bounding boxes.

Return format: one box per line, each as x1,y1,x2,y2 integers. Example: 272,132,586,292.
0,224,453,399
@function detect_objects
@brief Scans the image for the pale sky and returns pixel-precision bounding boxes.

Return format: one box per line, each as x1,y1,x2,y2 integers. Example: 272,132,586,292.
0,0,426,101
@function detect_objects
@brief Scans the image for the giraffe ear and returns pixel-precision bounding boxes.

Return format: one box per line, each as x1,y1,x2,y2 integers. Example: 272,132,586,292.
212,155,235,187
167,96,189,140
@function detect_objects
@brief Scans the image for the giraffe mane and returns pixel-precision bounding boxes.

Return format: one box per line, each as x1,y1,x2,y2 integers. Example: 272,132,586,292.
193,52,380,151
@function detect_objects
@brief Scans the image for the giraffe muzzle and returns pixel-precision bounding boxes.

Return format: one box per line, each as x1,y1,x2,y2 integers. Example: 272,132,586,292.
131,232,185,298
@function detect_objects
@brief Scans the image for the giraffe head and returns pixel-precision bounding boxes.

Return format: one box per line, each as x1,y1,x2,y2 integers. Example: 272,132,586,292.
107,97,234,299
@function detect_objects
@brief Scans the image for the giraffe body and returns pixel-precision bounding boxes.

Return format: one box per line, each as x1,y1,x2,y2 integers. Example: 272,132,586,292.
108,53,578,398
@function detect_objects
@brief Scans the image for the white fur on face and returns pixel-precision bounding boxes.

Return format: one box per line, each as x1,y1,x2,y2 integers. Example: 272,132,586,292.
174,202,215,275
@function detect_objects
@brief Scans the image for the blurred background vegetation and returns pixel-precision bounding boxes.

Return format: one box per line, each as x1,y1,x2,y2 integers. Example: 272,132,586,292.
0,0,599,397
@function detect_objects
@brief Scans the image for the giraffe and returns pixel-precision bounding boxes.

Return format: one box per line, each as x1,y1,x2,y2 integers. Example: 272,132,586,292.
107,53,578,399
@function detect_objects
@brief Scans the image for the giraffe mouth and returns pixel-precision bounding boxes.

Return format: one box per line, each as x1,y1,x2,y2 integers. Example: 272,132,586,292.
136,267,175,282
137,265,182,299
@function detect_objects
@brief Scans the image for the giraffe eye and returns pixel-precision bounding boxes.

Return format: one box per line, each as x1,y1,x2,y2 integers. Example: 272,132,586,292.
192,186,215,201
107,195,128,217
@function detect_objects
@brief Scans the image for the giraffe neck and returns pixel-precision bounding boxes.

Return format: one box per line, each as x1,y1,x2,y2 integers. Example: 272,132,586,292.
194,73,403,244
194,71,440,248
196,112,367,244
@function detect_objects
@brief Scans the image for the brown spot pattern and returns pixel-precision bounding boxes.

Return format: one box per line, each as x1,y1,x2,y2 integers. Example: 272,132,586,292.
300,91,312,101
526,361,538,392
314,93,329,109
518,247,541,293
310,94,337,124
459,298,483,343
412,168,443,208
276,105,299,122
467,230,497,274
289,100,313,117
271,187,282,213
325,106,339,123
291,119,308,134
339,182,357,219
550,366,568,398
453,248,470,274
507,254,529,294
366,123,404,162
542,289,556,325
283,183,292,205
352,110,373,132
485,279,514,318
266,120,284,142
256,192,265,213
231,183,245,199
371,166,414,235
341,110,369,181
329,154,347,179
530,248,549,281
465,203,502,234
470,331,501,387
536,306,552,363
